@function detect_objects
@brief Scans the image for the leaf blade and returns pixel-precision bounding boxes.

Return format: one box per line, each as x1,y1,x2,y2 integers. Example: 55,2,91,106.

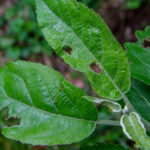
0,61,98,145
36,0,130,100
126,78,150,123
126,26,150,85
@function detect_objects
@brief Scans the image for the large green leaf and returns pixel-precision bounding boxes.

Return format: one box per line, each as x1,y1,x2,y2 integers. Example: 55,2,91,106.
126,78,150,123
36,0,130,100
126,26,150,85
0,61,98,145
80,143,128,150
121,112,150,150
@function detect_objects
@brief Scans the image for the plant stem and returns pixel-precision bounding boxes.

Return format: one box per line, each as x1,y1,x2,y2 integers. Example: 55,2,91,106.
96,120,120,126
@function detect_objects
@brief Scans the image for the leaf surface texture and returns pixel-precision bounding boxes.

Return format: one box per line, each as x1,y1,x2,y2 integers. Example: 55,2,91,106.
126,78,150,123
36,0,130,100
126,26,150,85
0,61,98,145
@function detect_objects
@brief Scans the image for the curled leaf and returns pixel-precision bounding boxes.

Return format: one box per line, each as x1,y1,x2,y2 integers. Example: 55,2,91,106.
121,112,150,150
84,96,122,112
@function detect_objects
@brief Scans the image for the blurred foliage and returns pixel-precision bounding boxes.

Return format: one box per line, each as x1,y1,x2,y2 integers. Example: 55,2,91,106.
0,0,52,60
125,0,144,9
125,0,150,9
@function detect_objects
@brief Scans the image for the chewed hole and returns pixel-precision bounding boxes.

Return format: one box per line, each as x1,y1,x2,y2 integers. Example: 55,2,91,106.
0,107,21,127
62,45,72,54
90,63,101,74
143,39,150,48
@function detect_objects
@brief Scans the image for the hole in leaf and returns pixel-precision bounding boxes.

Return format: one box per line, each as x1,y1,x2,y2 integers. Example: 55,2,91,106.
62,45,72,54
4,117,21,127
143,39,150,48
0,107,20,127
90,63,101,74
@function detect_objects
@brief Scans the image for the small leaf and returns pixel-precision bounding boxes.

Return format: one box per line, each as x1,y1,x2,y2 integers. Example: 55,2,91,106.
0,61,98,145
83,96,122,112
36,0,130,100
121,112,150,150
126,78,150,123
126,26,150,85
80,143,128,150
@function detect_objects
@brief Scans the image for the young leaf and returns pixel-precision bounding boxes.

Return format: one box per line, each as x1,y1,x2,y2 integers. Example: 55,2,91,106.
126,26,150,85
36,0,130,100
121,112,150,150
80,143,128,150
83,96,122,112
126,78,150,123
0,61,98,145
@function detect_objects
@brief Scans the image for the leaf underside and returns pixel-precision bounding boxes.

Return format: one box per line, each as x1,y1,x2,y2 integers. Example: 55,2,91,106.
121,112,150,150
0,61,98,145
36,0,130,100
83,96,122,112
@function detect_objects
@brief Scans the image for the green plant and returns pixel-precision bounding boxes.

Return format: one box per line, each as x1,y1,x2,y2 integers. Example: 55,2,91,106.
0,0,52,59
125,0,143,9
0,0,150,149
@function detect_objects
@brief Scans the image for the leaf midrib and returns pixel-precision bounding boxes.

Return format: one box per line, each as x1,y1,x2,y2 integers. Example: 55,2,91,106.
1,71,96,124
41,0,126,98
129,115,144,148
2,94,96,124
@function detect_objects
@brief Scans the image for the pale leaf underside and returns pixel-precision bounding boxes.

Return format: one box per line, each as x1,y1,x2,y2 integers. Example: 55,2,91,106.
121,112,150,150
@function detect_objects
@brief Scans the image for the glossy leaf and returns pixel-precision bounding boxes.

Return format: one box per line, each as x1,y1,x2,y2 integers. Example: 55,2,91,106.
80,143,128,150
0,61,98,145
126,26,150,85
126,78,150,123
84,96,122,112
121,112,150,150
36,0,130,100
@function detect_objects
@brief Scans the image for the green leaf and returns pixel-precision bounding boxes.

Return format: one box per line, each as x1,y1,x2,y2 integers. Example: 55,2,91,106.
36,0,130,100
121,112,150,150
0,61,98,145
80,143,128,150
126,26,150,85
83,96,122,112
126,78,150,123
125,0,143,10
